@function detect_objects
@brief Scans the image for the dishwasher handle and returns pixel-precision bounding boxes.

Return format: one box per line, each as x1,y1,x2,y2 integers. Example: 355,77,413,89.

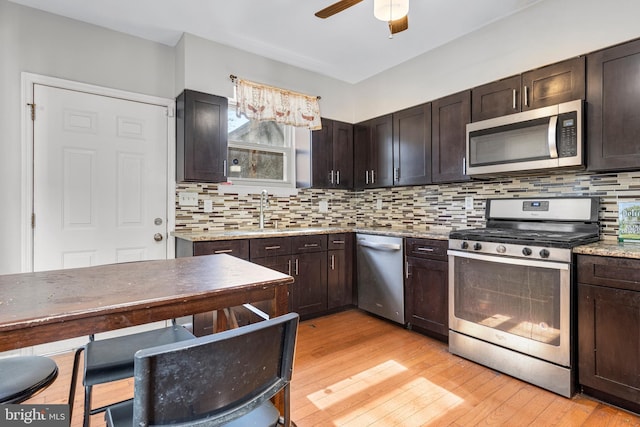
357,240,402,251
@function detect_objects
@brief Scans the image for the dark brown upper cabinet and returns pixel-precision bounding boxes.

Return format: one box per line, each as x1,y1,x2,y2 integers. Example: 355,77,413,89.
354,114,394,189
176,90,228,183
587,38,640,172
393,103,432,186
471,57,585,122
311,118,353,189
431,90,471,183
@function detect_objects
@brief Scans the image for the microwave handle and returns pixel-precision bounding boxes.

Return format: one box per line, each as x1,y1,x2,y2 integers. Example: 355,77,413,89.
548,115,558,159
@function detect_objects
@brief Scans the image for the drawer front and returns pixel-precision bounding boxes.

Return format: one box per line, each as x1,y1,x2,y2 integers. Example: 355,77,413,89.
291,234,327,253
193,239,249,259
328,233,349,250
577,254,640,292
250,237,291,258
405,238,448,261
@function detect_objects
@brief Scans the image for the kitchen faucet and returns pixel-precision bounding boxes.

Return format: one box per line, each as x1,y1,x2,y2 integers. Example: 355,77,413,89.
259,189,268,229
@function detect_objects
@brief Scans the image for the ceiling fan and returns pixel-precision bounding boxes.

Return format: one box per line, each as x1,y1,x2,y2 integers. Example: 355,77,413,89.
315,0,409,37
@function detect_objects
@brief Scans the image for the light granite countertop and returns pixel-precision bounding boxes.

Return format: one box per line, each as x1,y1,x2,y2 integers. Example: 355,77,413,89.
573,240,640,259
173,228,640,259
172,226,451,242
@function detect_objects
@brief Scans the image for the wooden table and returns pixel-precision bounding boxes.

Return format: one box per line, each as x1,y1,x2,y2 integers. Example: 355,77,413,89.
0,254,293,352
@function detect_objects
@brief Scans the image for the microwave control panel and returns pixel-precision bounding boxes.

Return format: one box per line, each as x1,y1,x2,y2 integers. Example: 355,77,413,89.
557,111,578,158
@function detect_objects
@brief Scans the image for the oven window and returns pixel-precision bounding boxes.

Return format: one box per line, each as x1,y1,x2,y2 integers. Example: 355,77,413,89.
453,257,561,346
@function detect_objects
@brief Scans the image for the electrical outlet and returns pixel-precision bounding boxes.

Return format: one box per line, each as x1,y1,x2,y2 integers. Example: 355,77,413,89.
178,192,198,206
465,196,474,210
203,199,213,213
376,199,383,210
319,200,328,213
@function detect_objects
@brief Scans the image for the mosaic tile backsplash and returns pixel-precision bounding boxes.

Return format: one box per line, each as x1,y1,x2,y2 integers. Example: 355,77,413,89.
176,170,640,241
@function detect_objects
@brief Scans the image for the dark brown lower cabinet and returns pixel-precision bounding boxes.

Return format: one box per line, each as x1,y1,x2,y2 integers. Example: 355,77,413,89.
404,238,448,341
577,255,640,413
328,233,354,310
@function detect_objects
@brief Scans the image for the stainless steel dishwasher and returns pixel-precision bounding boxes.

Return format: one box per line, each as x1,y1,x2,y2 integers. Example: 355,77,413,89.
356,234,404,324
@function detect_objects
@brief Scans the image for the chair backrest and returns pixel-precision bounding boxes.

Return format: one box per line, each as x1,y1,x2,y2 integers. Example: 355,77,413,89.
132,312,299,426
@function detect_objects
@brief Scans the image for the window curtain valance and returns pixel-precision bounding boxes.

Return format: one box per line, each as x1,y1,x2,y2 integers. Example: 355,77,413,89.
234,77,322,130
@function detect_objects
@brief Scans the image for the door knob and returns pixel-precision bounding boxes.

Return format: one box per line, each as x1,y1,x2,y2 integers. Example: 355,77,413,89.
154,233,163,242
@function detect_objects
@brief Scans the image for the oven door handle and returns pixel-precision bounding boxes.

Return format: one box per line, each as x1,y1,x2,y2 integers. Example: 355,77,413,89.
447,250,569,270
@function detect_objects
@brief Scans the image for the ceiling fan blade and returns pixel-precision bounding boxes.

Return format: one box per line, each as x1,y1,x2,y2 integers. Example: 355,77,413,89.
315,0,363,18
389,15,409,34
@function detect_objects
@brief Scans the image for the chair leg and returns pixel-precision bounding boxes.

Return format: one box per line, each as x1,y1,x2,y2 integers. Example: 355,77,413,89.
68,347,84,425
84,384,92,427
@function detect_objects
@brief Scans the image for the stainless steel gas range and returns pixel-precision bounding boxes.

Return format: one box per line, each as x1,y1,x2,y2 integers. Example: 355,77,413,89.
447,197,599,397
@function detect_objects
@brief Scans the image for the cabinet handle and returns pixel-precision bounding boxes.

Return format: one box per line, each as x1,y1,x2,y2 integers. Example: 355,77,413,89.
405,261,411,279
330,254,335,270
332,240,345,245
371,170,375,184
223,159,227,176
365,170,369,185
304,243,319,248
265,245,281,250
394,167,399,182
512,89,517,110
336,170,340,185
214,249,233,254
524,86,529,107
287,259,292,275
294,259,299,275
462,157,466,175
329,170,334,184
416,247,435,252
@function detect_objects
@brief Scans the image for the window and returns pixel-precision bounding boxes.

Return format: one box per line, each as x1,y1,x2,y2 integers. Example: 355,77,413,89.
227,101,295,189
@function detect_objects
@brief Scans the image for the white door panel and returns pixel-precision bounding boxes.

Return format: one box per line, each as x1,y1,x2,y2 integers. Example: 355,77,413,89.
33,84,168,272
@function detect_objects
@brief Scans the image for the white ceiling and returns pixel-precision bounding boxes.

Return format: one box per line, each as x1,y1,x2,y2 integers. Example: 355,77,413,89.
9,0,543,84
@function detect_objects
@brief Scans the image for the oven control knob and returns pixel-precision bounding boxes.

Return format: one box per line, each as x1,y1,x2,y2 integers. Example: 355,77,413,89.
496,245,506,253
522,247,532,256
473,243,482,251
540,249,550,258
460,241,469,249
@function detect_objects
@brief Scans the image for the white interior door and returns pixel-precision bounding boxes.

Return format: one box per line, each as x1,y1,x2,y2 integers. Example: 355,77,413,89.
33,84,169,272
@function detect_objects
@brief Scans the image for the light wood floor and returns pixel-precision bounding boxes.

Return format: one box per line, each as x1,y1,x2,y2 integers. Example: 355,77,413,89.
26,309,640,426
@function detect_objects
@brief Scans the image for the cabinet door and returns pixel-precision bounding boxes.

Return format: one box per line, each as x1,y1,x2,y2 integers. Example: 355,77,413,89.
176,90,228,183
371,115,394,187
587,39,640,171
578,283,640,406
471,75,521,121
522,56,585,111
393,103,431,186
405,256,448,340
353,116,392,188
332,121,354,189
292,251,327,317
328,233,353,309
431,90,471,183
353,122,371,189
311,118,333,188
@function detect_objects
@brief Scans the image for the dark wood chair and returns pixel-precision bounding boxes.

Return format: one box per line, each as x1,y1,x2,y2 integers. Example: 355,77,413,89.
0,356,58,404
105,312,299,427
69,322,195,426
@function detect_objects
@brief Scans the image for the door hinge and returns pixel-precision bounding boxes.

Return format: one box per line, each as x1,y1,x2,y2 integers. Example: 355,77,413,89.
166,107,175,118
31,213,36,228
27,103,36,121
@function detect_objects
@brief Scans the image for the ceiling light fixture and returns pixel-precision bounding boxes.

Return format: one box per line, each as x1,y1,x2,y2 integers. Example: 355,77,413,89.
373,0,409,22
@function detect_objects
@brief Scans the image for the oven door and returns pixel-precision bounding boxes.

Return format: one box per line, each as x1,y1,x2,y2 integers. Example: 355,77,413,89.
448,250,571,367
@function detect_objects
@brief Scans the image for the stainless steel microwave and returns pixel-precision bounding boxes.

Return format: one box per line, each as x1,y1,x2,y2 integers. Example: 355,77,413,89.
466,99,583,176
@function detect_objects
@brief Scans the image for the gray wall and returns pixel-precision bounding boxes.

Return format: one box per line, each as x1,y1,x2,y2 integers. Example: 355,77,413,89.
0,1,175,274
